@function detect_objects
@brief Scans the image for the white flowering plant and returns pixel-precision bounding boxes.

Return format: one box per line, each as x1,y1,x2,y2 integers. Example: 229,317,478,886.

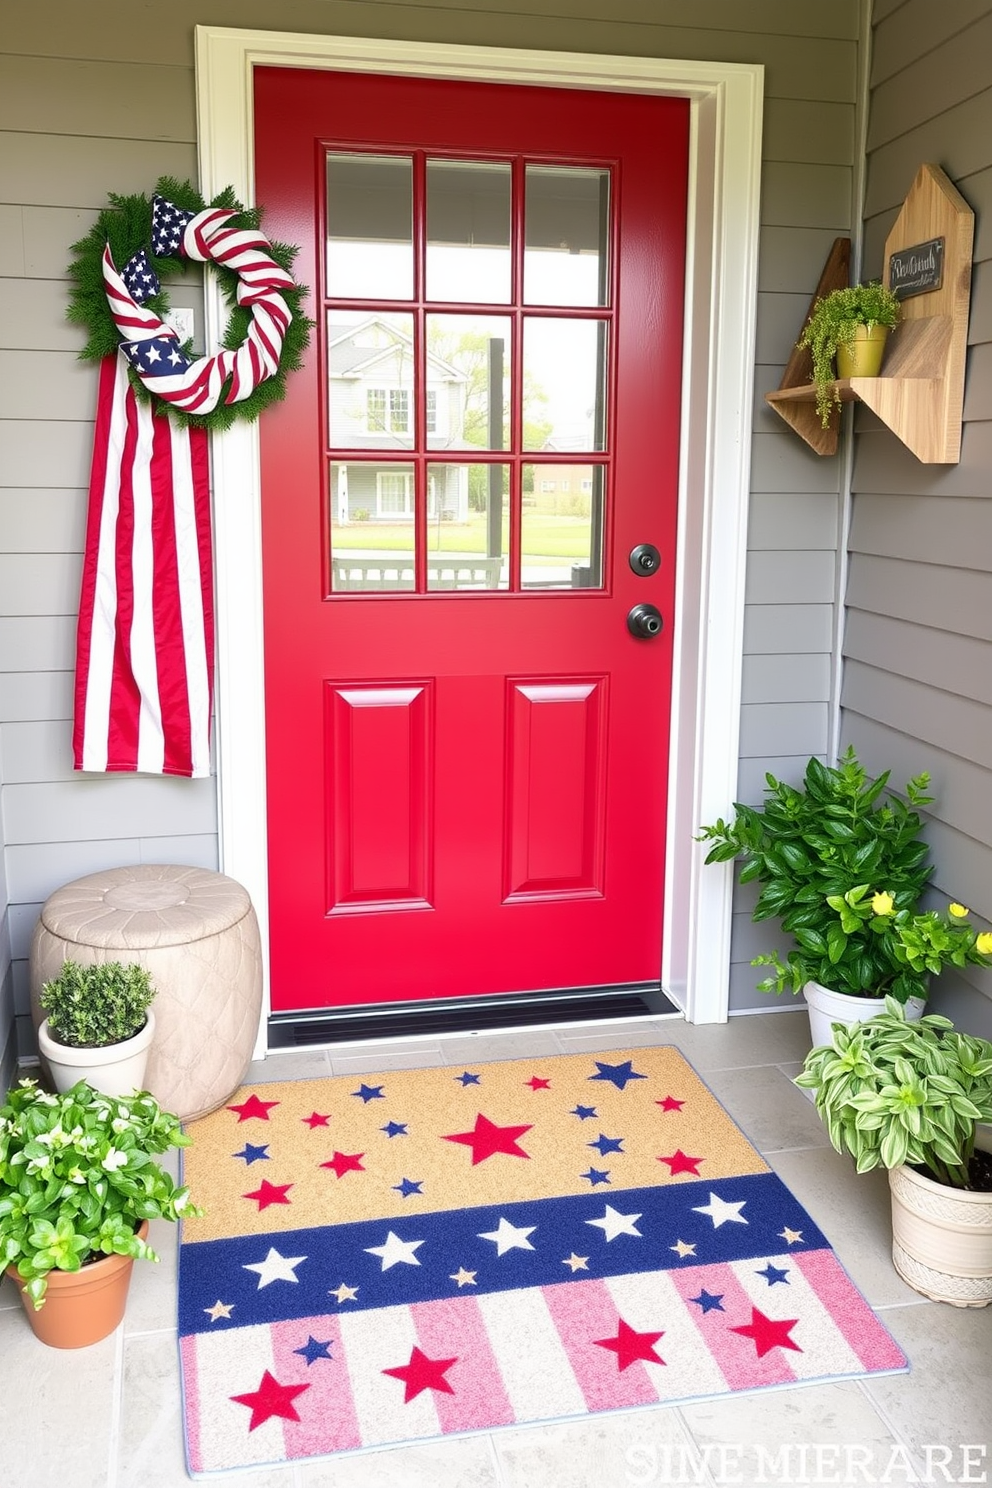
0,1078,201,1309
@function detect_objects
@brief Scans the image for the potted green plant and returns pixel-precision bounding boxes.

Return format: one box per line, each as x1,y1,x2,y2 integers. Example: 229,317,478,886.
795,1000,992,1306
0,1078,201,1346
697,748,937,1041
797,281,901,428
38,959,157,1097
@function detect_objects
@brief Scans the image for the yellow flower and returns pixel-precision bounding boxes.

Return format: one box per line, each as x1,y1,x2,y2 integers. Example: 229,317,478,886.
949,903,969,918
976,933,992,956
871,892,895,916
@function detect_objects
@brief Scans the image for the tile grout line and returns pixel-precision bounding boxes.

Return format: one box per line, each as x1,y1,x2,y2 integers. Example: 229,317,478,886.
853,1371,933,1479
106,1321,126,1488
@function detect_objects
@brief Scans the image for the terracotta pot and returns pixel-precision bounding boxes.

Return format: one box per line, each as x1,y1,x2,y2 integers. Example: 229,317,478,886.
888,1130,992,1308
6,1221,148,1348
836,323,890,379
38,1010,155,1098
803,979,925,1049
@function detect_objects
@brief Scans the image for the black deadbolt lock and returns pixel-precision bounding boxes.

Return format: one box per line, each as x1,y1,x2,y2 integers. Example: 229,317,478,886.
627,603,664,639
629,543,661,576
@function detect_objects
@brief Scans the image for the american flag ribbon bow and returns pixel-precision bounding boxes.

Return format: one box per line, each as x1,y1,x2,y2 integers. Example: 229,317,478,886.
73,194,295,777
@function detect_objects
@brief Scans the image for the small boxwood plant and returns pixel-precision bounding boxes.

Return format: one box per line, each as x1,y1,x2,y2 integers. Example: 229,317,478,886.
40,960,156,1049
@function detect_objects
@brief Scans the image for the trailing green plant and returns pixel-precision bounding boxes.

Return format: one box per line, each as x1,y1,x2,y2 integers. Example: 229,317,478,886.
797,281,901,428
794,998,992,1189
697,748,935,1000
0,1078,201,1308
40,960,156,1048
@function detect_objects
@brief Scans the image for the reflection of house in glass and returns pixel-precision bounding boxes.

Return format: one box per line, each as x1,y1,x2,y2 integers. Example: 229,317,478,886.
328,315,471,522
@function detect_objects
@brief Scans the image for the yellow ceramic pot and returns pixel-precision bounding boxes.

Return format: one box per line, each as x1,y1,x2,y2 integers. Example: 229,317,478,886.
836,323,890,378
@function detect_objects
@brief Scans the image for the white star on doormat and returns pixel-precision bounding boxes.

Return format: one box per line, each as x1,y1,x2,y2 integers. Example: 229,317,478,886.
691,1192,749,1228
365,1230,425,1270
478,1217,537,1255
585,1205,643,1241
242,1247,307,1288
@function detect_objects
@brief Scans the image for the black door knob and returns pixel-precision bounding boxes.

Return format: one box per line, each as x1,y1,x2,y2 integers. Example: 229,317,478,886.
627,603,664,638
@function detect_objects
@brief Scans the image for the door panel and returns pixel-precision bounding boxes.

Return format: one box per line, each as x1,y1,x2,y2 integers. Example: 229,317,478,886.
254,68,688,1012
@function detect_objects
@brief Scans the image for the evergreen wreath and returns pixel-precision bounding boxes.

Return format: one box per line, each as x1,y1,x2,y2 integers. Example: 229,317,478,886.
66,176,312,433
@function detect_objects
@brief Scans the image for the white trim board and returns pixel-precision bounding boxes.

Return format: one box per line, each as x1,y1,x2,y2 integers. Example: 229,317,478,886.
194,27,763,1051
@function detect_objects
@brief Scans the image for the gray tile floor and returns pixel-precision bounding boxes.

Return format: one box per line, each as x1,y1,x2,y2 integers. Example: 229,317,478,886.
3,1009,991,1487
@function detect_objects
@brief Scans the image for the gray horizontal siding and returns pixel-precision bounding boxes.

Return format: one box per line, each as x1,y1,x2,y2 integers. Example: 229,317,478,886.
1,3,861,98
870,0,992,84
867,10,992,150
844,609,992,707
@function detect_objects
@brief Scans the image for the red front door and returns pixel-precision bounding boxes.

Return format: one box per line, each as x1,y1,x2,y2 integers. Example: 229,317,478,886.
254,68,688,1013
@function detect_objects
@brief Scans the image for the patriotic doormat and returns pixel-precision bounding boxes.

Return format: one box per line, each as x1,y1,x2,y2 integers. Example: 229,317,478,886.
177,1046,907,1474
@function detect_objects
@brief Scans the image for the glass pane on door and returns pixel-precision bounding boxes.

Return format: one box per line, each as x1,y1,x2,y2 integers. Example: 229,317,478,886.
521,463,603,589
426,463,509,591
328,311,415,449
425,314,511,450
326,154,413,301
330,461,416,592
426,160,512,304
523,318,608,452
524,165,610,307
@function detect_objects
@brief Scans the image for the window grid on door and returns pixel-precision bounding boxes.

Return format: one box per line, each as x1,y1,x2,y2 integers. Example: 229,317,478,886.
323,150,616,595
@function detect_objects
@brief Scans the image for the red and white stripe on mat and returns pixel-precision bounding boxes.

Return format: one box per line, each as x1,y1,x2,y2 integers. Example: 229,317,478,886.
180,1251,904,1471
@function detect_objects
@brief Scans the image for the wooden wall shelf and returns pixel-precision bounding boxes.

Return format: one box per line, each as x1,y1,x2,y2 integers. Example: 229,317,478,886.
766,165,974,463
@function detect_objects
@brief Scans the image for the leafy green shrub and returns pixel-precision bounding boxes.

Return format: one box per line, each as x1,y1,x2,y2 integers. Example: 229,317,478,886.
0,1079,200,1307
40,960,155,1048
795,999,992,1189
697,748,935,1000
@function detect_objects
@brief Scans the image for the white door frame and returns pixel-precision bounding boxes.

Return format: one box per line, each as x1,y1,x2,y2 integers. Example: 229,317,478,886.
195,26,762,1049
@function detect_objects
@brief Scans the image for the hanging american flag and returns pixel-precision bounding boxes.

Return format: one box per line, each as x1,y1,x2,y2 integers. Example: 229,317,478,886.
73,194,295,777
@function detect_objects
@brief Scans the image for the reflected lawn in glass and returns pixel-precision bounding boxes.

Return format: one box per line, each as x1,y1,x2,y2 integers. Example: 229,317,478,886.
522,464,602,589
330,461,415,591
427,463,508,590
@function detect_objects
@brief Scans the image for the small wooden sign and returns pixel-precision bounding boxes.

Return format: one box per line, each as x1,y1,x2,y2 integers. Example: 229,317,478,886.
889,236,944,299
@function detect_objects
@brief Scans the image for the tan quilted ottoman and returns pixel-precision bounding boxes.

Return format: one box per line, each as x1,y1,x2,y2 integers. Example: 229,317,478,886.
30,864,263,1121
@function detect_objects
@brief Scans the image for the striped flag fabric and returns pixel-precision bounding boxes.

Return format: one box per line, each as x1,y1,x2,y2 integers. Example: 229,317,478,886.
178,1047,908,1474
72,352,213,777
73,192,294,777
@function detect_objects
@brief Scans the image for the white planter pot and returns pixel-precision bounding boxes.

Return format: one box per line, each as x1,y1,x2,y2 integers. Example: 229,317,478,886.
888,1129,992,1308
38,1010,155,1098
803,979,925,1049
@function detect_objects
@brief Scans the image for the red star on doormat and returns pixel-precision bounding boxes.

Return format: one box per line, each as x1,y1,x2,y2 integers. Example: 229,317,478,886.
657,1149,704,1177
730,1307,802,1358
382,1345,458,1402
525,1076,551,1090
442,1113,533,1165
301,1111,331,1128
320,1151,366,1178
242,1179,293,1212
656,1095,685,1113
593,1317,666,1371
230,1370,311,1431
227,1094,280,1122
